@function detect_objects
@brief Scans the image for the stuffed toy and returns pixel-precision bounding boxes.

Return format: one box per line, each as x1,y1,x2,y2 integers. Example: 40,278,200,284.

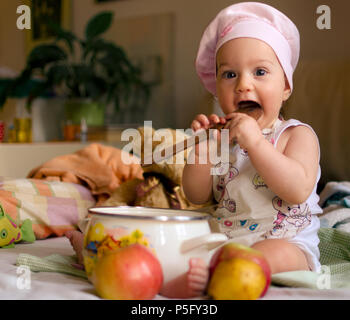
0,204,35,248
102,127,214,211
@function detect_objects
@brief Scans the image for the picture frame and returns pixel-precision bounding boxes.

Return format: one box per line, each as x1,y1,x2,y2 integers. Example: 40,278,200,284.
24,0,71,55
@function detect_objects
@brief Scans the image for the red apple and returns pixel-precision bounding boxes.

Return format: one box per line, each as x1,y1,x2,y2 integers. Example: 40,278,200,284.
91,244,163,300
208,242,271,298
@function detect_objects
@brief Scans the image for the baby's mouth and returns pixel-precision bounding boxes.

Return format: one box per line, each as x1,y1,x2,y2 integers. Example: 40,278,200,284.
236,100,263,120
237,100,262,111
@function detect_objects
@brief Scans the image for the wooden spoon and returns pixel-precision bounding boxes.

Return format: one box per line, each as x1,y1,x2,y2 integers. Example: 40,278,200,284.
141,107,263,166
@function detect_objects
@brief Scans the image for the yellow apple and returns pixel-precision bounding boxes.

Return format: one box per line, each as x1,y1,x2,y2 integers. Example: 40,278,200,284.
208,242,271,299
208,257,267,300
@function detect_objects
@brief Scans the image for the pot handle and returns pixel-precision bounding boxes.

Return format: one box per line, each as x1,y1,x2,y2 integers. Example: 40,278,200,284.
181,233,228,253
77,216,91,234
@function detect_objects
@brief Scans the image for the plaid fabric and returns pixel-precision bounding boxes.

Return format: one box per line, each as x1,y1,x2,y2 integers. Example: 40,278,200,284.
272,227,350,289
0,177,95,239
318,227,350,287
16,253,87,279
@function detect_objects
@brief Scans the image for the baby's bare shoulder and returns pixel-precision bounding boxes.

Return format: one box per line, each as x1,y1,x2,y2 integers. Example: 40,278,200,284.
284,124,318,142
281,125,319,157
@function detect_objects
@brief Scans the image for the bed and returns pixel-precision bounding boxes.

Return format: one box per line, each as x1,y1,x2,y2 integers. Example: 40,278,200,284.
1,152,349,301
1,235,350,300
2,58,350,300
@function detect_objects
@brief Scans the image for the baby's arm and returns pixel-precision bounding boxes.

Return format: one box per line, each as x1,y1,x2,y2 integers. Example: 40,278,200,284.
182,113,226,204
248,125,319,204
183,162,213,204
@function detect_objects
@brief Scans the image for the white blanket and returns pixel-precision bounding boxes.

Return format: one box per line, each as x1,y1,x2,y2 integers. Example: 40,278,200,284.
1,236,350,300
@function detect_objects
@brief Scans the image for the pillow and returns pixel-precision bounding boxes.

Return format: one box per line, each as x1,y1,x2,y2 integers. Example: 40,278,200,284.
0,177,95,239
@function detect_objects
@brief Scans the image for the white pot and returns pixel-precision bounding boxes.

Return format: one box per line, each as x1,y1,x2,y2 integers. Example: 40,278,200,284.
80,206,227,289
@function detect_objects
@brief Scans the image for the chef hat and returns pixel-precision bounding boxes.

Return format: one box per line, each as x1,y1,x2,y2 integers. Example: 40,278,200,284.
195,2,300,95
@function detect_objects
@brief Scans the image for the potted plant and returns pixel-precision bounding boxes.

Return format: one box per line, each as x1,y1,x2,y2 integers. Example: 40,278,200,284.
0,11,152,127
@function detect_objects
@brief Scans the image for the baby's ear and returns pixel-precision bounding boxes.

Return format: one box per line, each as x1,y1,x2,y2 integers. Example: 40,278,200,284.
283,76,292,101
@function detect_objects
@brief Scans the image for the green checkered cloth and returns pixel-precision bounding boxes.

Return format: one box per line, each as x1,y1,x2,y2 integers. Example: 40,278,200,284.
15,227,350,289
272,227,350,289
16,253,88,280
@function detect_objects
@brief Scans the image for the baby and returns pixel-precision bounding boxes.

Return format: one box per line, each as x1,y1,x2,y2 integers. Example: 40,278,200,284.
179,1,323,298
67,2,323,299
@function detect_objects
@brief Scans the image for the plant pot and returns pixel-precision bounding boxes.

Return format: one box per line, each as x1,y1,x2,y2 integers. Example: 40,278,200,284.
64,99,105,126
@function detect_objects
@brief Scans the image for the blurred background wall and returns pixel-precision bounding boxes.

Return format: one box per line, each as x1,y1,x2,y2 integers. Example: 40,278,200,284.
0,0,349,129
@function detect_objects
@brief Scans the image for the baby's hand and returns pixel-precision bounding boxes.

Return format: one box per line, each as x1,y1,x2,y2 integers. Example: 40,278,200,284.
224,112,263,150
190,114,226,159
191,113,226,132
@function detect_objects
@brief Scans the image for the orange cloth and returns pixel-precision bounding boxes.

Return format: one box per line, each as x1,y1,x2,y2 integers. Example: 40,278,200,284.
27,143,143,204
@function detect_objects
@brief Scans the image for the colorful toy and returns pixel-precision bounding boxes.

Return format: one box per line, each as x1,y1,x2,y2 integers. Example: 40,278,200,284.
0,204,35,248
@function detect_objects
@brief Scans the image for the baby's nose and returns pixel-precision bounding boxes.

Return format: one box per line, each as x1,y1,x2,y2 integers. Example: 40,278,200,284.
235,75,253,92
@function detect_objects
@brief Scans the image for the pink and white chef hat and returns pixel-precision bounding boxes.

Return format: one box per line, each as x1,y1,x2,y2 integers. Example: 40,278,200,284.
195,2,300,95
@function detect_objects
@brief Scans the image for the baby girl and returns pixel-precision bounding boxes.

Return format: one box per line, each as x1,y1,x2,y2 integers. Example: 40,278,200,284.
67,2,323,299
179,1,322,298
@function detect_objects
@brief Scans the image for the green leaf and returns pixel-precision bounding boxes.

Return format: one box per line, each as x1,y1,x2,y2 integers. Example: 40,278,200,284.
27,80,53,110
0,79,14,109
105,82,118,104
85,76,107,100
5,69,35,98
85,11,113,40
47,20,77,54
10,68,32,90
46,65,70,86
72,64,94,80
82,39,130,78
27,44,67,69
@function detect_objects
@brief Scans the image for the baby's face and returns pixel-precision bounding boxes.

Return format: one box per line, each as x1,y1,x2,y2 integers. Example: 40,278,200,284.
216,38,291,129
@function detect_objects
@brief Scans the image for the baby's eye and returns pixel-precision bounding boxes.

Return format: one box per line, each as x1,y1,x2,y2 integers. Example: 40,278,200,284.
255,69,267,76
222,71,236,79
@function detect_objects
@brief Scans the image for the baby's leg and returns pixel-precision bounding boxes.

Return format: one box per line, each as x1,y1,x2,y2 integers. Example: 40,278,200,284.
160,258,209,298
251,239,309,273
65,230,84,265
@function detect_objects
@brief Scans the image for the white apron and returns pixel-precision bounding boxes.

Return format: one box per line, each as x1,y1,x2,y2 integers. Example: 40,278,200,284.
210,118,322,246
